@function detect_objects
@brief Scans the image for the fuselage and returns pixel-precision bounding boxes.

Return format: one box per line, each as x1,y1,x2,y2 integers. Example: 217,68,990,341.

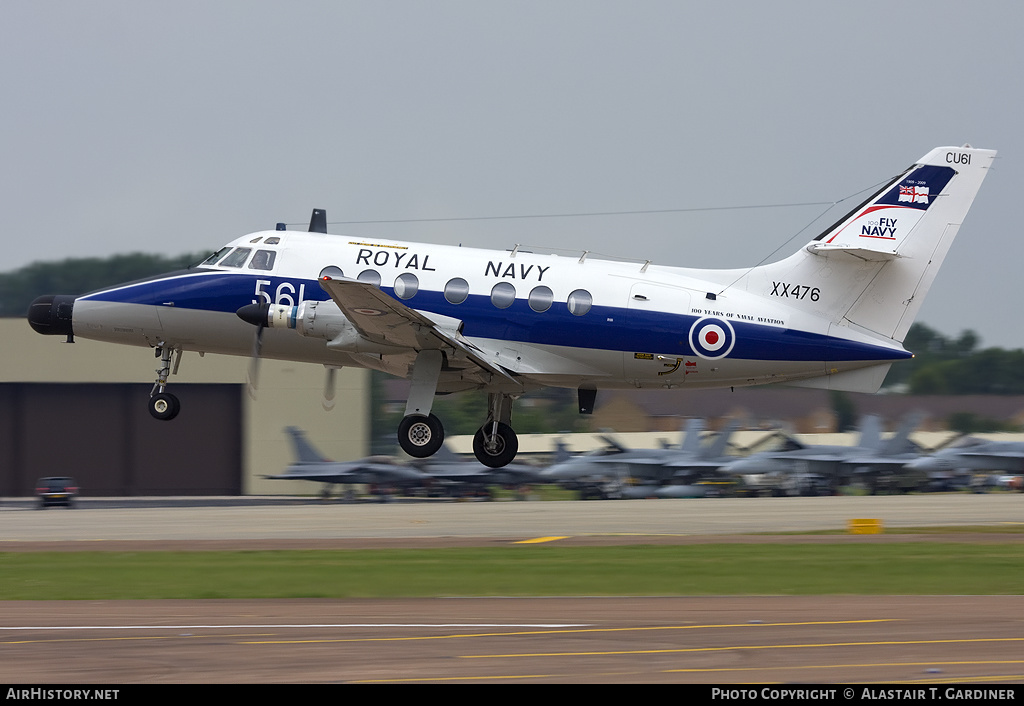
64,229,909,392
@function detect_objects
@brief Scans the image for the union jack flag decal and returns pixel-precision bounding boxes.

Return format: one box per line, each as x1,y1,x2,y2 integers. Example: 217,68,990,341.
899,185,929,204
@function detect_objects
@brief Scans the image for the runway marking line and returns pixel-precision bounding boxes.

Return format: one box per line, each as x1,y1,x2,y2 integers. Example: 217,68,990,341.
665,659,1024,674
240,618,896,645
351,671,1024,685
463,636,1024,659
0,623,584,631
2,633,277,645
513,536,569,544
351,674,564,683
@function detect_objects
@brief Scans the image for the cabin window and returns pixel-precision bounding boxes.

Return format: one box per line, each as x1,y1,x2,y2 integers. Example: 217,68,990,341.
490,282,516,309
220,248,252,268
444,278,470,305
528,285,553,313
319,265,344,279
248,250,276,271
394,273,419,300
567,289,593,316
357,270,381,288
200,247,231,266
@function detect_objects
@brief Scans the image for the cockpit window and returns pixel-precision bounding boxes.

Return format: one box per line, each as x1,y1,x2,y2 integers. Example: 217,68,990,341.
248,249,276,271
200,247,232,266
220,247,252,268
264,237,281,245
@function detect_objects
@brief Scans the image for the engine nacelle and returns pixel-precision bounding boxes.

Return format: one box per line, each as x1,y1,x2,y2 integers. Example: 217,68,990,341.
242,301,405,354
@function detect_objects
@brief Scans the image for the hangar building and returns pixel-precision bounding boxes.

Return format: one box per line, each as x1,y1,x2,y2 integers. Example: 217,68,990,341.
0,318,369,497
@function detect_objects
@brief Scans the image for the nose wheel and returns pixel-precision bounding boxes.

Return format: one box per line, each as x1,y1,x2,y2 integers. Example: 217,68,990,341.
148,392,181,421
398,413,445,458
148,343,182,421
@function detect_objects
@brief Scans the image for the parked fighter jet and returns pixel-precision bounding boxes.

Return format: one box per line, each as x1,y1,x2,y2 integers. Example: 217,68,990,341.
905,436,1024,490
721,414,924,494
541,419,737,498
267,426,427,500
410,443,545,499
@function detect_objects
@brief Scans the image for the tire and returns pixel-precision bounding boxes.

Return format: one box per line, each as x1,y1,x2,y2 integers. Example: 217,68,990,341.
148,393,180,421
473,422,518,469
398,414,444,458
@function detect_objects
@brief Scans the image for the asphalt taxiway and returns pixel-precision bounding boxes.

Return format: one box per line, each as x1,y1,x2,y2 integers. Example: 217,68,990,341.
1,494,1021,684
1,493,1021,543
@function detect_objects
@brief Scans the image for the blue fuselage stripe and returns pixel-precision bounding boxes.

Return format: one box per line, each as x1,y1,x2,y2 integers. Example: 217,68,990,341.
79,272,909,362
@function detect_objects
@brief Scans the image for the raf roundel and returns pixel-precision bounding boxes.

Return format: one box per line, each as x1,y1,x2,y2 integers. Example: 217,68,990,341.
689,317,736,360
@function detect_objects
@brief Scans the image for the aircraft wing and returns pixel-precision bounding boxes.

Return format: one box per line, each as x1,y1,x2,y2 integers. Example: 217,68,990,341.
843,456,920,469
319,277,519,385
268,458,427,484
960,450,1024,459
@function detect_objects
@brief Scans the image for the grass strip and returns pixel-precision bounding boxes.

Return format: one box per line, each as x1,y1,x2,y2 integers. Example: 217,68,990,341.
2,544,1023,600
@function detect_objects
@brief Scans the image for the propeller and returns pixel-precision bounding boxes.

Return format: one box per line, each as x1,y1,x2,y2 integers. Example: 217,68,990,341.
238,208,327,400
237,302,271,400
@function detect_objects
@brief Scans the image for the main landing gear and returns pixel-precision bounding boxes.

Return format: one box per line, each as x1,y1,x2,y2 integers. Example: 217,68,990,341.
394,350,521,468
148,343,182,421
397,413,445,458
473,393,518,469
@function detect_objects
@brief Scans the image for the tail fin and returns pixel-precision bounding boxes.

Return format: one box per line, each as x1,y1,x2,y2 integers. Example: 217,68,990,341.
284,426,330,463
552,439,572,463
679,418,705,454
704,419,739,459
430,443,462,463
747,146,995,343
879,412,925,455
857,415,882,450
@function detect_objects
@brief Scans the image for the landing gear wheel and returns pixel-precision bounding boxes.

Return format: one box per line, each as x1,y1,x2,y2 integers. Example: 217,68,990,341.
398,413,444,458
148,392,180,421
473,422,518,468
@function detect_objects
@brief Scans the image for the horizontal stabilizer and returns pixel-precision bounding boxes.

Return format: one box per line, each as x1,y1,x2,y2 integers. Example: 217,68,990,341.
805,243,900,261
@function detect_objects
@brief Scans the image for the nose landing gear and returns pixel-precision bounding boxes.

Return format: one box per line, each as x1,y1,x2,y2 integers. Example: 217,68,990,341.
148,344,182,421
148,392,180,421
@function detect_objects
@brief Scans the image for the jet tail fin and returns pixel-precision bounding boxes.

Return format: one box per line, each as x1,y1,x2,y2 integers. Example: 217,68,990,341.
705,419,739,459
679,418,705,454
553,439,572,463
880,411,925,455
857,415,882,450
284,426,330,463
431,443,462,463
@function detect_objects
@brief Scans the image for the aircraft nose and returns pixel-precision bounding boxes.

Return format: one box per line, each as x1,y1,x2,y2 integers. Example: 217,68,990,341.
27,295,75,338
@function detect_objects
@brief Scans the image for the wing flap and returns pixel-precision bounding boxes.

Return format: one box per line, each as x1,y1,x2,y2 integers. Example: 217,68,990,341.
318,276,519,386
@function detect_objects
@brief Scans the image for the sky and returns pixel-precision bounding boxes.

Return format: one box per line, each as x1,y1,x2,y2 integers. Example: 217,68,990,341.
2,1,1022,346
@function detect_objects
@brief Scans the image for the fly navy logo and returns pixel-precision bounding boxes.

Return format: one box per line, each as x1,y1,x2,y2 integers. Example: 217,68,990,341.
861,217,898,239
689,317,736,360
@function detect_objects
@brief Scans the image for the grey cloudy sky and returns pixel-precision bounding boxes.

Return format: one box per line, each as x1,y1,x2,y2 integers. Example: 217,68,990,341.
3,2,1021,346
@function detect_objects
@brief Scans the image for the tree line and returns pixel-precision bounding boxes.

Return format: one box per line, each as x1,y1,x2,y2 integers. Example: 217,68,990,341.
0,252,208,317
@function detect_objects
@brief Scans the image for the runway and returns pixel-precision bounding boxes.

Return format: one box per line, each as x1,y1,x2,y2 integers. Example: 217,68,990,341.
1,596,1022,684
1,494,1022,684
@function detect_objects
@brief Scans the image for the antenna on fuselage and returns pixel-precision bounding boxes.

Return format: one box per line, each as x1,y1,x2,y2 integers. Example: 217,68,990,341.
308,208,327,234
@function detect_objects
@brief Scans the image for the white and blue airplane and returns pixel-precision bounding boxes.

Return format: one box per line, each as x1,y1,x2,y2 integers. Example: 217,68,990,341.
27,146,995,468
